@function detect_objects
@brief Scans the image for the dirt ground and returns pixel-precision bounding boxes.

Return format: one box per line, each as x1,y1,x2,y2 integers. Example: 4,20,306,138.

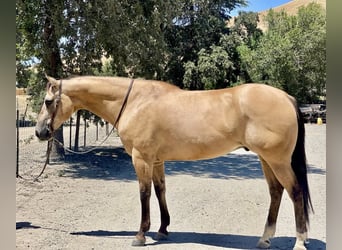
16,124,326,250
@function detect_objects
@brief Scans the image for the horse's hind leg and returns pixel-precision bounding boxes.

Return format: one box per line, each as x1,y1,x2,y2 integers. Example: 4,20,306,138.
257,156,284,249
152,161,170,240
262,160,308,250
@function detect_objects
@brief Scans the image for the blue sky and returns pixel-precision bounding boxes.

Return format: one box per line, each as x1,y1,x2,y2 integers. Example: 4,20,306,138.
230,0,292,16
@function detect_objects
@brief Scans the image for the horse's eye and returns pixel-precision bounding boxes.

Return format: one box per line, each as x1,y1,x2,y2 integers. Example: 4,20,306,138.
45,99,54,107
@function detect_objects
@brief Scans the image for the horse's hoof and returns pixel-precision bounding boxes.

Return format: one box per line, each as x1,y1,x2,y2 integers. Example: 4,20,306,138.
131,238,146,247
257,239,271,249
154,232,168,241
293,244,307,250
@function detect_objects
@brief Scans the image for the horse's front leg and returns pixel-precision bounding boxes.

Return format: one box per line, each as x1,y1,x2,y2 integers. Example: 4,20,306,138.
131,149,154,246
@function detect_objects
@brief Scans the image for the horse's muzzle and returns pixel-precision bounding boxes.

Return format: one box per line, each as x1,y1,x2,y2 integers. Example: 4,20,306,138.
35,123,52,141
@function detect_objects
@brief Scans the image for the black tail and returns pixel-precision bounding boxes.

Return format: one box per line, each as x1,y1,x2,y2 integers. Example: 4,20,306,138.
291,103,314,225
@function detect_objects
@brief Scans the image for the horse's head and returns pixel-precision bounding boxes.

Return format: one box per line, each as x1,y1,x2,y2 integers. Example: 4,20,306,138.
35,75,73,140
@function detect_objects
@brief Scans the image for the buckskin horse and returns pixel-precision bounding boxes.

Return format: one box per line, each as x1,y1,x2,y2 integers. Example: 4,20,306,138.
35,75,313,250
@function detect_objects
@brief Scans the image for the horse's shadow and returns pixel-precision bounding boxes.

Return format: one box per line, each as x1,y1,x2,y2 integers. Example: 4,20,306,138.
70,230,326,249
16,221,41,230
16,222,326,249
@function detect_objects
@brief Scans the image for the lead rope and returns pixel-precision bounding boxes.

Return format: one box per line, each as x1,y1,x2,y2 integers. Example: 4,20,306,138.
34,137,53,181
18,78,134,182
17,134,54,182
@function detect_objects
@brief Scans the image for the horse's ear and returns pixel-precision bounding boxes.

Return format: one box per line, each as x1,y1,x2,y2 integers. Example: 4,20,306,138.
45,74,59,87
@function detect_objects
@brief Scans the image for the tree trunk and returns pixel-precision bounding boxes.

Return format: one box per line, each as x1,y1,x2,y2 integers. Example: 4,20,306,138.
50,126,65,161
42,1,65,160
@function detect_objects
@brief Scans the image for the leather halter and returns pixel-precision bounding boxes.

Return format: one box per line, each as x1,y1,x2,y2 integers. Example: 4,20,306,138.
48,79,62,135
48,78,134,133
113,78,134,128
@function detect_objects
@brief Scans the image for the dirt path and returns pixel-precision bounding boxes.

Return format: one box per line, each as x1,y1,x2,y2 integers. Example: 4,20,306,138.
16,124,326,249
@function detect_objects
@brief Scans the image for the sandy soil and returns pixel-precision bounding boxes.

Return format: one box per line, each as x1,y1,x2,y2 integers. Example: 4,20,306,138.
16,124,326,250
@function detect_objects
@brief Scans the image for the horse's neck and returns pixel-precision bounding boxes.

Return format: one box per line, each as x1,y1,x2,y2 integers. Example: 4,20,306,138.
64,77,130,124
64,77,128,98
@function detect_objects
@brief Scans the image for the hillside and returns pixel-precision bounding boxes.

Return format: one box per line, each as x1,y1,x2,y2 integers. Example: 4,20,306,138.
258,0,326,31
229,0,326,31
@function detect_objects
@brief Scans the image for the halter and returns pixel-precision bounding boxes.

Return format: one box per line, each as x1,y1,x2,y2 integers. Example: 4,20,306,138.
48,78,134,132
113,78,134,128
48,79,63,135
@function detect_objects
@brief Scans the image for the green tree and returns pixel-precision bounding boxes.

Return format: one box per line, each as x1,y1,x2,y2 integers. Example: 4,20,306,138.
239,3,326,103
221,11,263,84
184,45,233,89
231,11,262,49
16,0,182,155
182,10,262,89
96,0,179,79
164,0,247,88
17,0,66,159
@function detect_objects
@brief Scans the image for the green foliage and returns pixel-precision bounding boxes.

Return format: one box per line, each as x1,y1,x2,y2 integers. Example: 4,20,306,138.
198,46,232,90
93,57,116,76
17,0,326,108
26,72,46,113
164,0,247,87
231,11,263,49
239,3,326,103
220,11,262,84
184,45,233,89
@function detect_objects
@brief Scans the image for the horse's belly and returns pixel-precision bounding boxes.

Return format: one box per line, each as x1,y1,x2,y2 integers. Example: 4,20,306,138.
158,139,240,161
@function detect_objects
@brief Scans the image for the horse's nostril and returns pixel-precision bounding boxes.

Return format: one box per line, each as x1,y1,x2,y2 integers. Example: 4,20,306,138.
35,127,51,141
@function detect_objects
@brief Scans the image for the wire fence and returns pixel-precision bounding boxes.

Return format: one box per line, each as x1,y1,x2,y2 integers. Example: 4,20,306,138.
16,96,122,178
